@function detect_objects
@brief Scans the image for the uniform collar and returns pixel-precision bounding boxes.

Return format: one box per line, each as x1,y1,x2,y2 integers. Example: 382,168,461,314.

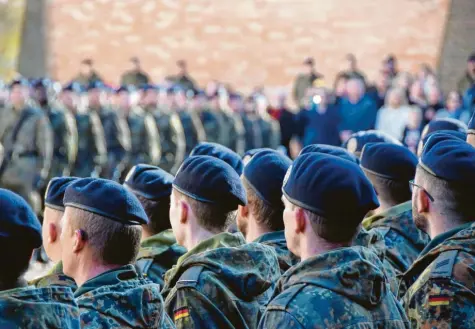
362,201,411,229
253,231,285,244
419,221,473,257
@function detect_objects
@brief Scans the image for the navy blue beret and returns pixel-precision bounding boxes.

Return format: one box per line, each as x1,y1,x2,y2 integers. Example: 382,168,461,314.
173,156,247,209
115,85,136,94
468,112,475,134
343,130,402,156
0,189,42,248
9,78,30,89
64,178,148,225
190,142,244,175
423,118,467,137
45,177,79,210
300,144,358,164
87,81,104,91
283,153,379,221
243,150,292,208
420,130,467,150
243,148,273,160
420,134,475,182
62,82,83,93
360,143,417,181
124,164,174,200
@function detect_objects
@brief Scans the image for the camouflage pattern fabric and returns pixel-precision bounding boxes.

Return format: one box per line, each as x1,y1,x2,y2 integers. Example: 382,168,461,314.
75,264,173,328
163,232,281,329
363,201,430,274
0,285,80,328
199,108,223,144
177,110,206,156
135,229,186,287
73,72,102,88
126,108,160,168
29,261,77,290
257,115,281,149
259,246,410,329
254,231,299,274
120,71,150,87
241,114,262,151
400,221,475,329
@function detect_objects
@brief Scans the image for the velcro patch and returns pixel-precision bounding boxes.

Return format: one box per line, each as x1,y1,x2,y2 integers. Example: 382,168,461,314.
428,295,451,306
174,307,190,321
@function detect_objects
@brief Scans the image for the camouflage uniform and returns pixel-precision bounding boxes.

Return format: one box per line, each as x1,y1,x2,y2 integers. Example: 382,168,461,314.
216,110,246,155
400,222,475,329
44,105,78,177
73,72,102,88
259,246,410,329
126,107,160,169
71,111,107,178
254,231,299,274
0,286,80,328
163,232,281,329
30,261,77,290
241,113,263,151
0,105,53,211
75,264,174,328
257,114,281,149
176,109,206,157
94,106,131,181
135,229,186,287
120,70,150,87
199,108,224,144
362,201,430,274
152,107,186,174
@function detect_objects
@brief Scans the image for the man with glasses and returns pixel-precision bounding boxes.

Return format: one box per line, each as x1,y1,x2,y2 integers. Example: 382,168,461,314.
400,133,475,329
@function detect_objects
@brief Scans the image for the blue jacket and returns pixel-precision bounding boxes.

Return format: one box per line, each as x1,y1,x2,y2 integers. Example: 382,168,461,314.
337,95,378,133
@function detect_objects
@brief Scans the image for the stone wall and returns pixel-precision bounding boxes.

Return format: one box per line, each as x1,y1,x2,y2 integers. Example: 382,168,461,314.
48,0,451,92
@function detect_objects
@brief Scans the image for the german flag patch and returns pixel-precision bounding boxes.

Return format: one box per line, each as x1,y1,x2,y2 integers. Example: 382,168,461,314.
174,307,190,321
428,295,451,306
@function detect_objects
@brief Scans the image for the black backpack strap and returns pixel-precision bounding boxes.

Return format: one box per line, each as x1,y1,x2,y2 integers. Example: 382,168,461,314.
176,265,205,288
135,258,154,276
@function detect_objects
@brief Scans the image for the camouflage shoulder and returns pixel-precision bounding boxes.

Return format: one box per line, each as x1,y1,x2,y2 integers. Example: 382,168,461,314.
29,273,77,290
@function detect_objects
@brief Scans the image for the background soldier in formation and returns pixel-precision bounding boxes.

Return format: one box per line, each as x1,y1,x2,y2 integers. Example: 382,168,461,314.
120,57,150,87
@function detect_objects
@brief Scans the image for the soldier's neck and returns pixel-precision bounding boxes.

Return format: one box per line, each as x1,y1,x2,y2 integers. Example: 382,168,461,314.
184,227,216,251
300,235,350,262
245,218,272,243
75,261,122,287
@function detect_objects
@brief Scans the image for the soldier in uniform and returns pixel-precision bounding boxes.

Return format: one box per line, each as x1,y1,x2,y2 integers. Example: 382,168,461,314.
60,178,173,328
343,129,402,159
144,85,186,174
361,143,430,275
417,118,467,156
173,87,206,156
259,153,410,329
60,83,107,178
30,177,78,289
112,86,160,175
123,164,186,287
120,57,150,87
87,82,131,181
0,189,79,328
190,142,244,175
0,80,53,213
32,79,78,177
192,90,222,144
400,134,475,328
255,96,281,150
72,59,103,88
237,149,298,273
241,96,263,151
162,156,281,328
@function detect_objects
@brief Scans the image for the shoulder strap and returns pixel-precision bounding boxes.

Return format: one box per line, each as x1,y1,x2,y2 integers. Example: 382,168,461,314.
430,250,459,279
135,258,154,275
176,265,205,288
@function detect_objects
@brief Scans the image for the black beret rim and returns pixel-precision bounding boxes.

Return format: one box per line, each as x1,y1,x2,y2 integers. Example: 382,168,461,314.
124,183,172,201
45,202,65,212
282,187,334,219
65,202,145,226
360,165,413,181
172,183,245,207
242,176,282,208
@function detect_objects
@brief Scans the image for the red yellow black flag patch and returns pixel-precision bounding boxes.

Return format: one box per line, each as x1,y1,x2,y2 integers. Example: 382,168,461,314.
174,307,190,321
428,295,451,306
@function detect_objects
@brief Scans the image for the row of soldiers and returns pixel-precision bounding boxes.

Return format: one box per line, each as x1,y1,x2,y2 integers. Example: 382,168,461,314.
2,113,475,328
0,79,280,213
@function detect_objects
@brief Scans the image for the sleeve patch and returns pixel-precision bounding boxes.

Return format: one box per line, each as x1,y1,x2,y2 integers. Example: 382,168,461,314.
428,295,451,306
174,307,190,321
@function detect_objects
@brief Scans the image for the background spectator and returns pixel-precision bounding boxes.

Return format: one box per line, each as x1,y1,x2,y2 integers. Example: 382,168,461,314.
333,73,348,106
422,86,444,125
381,54,398,81
457,52,475,94
336,54,366,85
268,92,296,153
435,91,471,124
367,71,390,109
401,106,423,154
408,80,427,108
292,57,323,107
375,87,411,141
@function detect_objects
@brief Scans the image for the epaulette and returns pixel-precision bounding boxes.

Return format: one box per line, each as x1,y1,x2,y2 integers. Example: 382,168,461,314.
136,258,154,277
430,250,459,279
266,284,306,311
176,265,205,288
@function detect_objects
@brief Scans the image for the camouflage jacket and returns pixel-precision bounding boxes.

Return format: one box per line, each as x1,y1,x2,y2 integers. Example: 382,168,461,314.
259,246,410,329
73,71,103,88
400,221,475,329
29,261,77,290
152,108,186,174
363,201,430,274
0,106,53,187
177,109,206,156
0,285,79,328
163,232,281,329
254,231,299,274
126,108,160,167
242,113,263,151
75,264,174,328
135,229,186,287
199,108,223,144
120,70,150,87
257,115,281,149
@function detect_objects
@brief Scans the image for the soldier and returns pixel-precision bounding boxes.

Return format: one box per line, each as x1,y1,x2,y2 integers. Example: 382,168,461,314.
123,164,186,287
87,82,131,181
173,87,205,156
167,60,197,92
72,59,103,88
61,83,107,178
0,80,53,213
192,90,222,144
226,93,246,155
113,86,160,175
237,149,298,273
255,96,281,150
190,142,244,175
60,178,173,328
32,79,78,177
241,96,263,151
343,129,402,159
0,189,79,328
417,118,467,156
299,143,358,162
360,143,430,276
292,57,323,107
467,111,475,146
400,135,475,328
120,57,150,87
30,177,78,289
259,153,410,329
162,156,280,328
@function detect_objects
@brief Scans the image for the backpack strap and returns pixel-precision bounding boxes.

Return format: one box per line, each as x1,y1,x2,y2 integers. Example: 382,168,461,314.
176,265,205,288
430,250,459,279
135,258,154,276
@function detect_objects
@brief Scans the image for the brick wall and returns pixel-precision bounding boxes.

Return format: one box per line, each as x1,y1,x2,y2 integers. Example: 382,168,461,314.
48,0,451,93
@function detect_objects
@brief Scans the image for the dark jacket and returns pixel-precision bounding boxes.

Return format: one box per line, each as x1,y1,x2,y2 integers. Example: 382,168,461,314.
337,95,378,133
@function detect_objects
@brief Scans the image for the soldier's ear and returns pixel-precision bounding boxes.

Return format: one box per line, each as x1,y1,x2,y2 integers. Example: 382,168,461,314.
238,205,249,219
48,222,58,243
415,187,429,214
295,208,306,234
73,229,87,253
179,200,189,224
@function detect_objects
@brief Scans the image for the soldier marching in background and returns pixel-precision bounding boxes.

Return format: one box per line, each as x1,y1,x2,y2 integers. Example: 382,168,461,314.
192,90,222,144
120,57,150,87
